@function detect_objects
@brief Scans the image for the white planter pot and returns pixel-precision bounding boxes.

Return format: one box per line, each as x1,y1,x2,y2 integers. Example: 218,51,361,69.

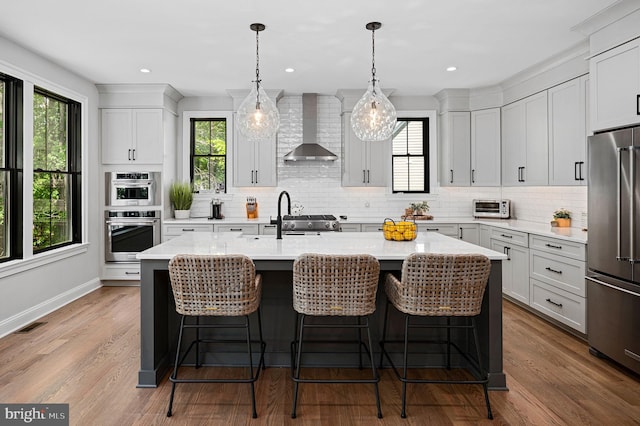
174,210,190,219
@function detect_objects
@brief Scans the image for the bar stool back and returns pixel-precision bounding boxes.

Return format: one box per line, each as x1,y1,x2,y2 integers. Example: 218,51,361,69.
291,253,382,419
166,254,265,418
380,253,493,419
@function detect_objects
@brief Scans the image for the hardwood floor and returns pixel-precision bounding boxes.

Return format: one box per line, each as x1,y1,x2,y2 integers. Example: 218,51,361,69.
0,286,639,425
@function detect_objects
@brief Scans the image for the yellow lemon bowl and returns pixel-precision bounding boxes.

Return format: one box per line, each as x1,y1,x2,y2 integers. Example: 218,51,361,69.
382,218,417,241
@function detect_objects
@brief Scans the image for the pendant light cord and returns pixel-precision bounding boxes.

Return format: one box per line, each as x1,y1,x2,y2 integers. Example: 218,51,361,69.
254,28,261,106
371,27,377,90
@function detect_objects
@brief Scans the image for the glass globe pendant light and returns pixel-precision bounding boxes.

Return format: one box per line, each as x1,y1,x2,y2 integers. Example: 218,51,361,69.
351,22,397,142
237,23,280,141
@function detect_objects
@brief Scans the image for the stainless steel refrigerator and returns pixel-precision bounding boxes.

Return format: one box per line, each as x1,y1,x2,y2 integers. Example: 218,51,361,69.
587,126,640,374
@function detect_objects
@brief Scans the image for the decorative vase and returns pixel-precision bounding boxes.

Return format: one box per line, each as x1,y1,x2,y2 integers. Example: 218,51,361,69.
555,218,571,227
174,210,190,219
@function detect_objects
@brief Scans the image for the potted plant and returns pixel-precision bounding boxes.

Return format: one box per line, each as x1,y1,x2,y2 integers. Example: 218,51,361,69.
169,182,193,219
552,208,571,227
410,201,430,216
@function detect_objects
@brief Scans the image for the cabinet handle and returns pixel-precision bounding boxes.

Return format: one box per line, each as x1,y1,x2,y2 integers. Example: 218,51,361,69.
363,170,366,183
545,298,563,308
545,243,562,249
125,271,140,275
250,170,254,184
229,228,243,231
545,266,563,274
637,94,640,115
132,149,136,161
182,228,195,231
574,162,580,181
263,225,276,228
450,169,454,184
471,169,475,184
459,227,463,239
579,161,585,181
500,234,513,239
503,246,510,260
255,170,258,184
426,228,439,232
128,149,132,161
367,170,370,183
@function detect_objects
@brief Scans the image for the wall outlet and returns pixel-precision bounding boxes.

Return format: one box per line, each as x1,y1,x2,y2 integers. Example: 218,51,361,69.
364,201,370,208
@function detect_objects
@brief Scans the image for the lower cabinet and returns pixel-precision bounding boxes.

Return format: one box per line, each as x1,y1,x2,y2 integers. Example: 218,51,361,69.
163,224,214,242
530,279,586,333
491,239,530,305
457,223,479,244
339,223,361,232
215,224,259,235
260,224,277,235
102,263,141,281
417,223,458,237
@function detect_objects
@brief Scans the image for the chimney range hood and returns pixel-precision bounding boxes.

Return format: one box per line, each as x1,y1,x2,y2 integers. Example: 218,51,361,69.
284,93,338,161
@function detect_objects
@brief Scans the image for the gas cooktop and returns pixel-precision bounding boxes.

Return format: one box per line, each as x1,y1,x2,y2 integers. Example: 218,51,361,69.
281,214,339,232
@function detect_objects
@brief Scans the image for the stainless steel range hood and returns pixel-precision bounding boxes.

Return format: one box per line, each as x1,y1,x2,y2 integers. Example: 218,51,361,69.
284,93,338,161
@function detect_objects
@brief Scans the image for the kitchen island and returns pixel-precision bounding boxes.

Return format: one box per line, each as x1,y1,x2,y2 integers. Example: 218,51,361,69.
137,231,507,389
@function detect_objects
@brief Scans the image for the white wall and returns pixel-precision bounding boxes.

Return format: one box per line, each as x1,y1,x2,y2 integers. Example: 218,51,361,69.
0,36,101,337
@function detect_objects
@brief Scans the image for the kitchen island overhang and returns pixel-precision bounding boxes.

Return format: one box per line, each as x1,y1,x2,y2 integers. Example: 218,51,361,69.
136,232,508,389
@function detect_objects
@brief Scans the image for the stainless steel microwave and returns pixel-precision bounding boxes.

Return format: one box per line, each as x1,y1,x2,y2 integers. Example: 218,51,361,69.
106,171,160,207
473,199,510,219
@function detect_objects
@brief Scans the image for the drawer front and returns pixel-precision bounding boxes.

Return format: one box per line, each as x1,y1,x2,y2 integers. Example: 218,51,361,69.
339,223,361,232
164,224,214,236
529,234,585,261
362,224,384,232
530,278,586,333
260,224,277,235
216,224,259,235
417,223,458,236
489,227,528,247
530,250,586,296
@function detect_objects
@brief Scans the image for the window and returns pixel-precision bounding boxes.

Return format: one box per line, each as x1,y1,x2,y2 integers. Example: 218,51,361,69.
32,88,81,253
0,73,23,262
391,117,429,193
190,118,226,192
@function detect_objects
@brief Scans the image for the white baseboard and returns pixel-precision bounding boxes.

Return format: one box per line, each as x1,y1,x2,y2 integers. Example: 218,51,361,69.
0,278,102,338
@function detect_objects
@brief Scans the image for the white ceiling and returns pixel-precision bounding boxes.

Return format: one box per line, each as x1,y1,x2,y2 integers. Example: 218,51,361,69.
0,0,618,97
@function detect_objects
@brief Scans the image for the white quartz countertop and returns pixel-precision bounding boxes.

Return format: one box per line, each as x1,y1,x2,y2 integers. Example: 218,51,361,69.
164,216,588,244
138,231,507,261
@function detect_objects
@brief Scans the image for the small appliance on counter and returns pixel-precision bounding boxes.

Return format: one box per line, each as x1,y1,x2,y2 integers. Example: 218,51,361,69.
473,199,510,219
246,196,258,219
209,198,223,220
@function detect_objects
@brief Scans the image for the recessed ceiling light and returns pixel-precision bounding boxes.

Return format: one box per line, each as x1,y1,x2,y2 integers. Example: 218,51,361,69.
446,66,457,72
140,68,151,73
285,68,295,73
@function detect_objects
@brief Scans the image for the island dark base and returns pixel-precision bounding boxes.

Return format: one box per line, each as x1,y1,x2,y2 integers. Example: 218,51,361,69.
138,259,506,390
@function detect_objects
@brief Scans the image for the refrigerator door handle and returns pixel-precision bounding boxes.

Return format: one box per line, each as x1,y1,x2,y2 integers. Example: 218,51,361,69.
631,146,638,263
617,147,630,261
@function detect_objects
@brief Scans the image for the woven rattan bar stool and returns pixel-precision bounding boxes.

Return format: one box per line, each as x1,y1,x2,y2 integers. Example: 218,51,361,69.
379,253,493,419
166,254,266,418
290,253,382,419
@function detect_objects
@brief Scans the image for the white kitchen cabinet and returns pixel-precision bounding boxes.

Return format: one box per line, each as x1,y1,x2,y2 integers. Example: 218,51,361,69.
260,224,277,235
339,223,361,232
362,223,384,232
457,223,479,245
101,109,164,164
439,111,471,186
233,119,277,187
417,223,458,237
216,224,259,235
501,91,548,186
491,239,530,305
548,76,588,186
342,112,388,187
163,223,214,242
101,263,142,281
590,38,640,132
479,224,492,249
471,108,501,186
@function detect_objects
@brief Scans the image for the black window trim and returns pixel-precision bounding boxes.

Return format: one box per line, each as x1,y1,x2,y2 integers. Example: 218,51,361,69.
391,116,430,194
189,117,227,193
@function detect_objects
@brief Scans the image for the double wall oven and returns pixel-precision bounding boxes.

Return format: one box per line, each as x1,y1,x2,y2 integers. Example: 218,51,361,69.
104,172,162,263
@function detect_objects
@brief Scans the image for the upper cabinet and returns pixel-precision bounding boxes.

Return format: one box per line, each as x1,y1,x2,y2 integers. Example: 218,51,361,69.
341,112,388,187
233,118,277,187
590,38,640,132
548,76,588,186
471,108,501,186
439,111,471,186
501,91,548,186
101,108,164,164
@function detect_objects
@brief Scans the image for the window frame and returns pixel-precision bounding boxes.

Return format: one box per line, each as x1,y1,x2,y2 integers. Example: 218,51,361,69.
189,117,227,193
0,72,24,262
32,86,82,254
391,116,430,194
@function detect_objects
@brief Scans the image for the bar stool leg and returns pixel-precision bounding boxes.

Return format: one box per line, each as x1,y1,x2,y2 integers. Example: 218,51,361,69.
195,316,201,369
243,315,258,419
357,316,363,369
472,317,493,420
401,314,410,419
365,316,382,418
378,298,390,369
167,315,186,417
291,313,306,419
